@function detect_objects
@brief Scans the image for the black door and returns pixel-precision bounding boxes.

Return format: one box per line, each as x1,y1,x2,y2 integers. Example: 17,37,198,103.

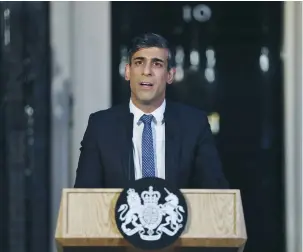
0,2,51,252
111,2,284,252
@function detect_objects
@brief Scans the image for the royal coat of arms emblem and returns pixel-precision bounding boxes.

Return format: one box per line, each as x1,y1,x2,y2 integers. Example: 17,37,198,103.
115,178,188,250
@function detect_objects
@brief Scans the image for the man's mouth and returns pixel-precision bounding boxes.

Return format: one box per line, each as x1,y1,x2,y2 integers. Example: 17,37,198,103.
140,82,153,87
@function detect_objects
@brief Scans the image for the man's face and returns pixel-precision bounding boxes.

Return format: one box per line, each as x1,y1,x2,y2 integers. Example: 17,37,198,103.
125,47,175,106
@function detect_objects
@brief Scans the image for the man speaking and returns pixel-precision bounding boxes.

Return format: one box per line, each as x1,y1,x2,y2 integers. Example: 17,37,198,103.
74,33,229,189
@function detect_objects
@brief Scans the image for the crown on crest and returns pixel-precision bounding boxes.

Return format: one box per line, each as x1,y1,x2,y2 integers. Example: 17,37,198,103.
141,186,161,204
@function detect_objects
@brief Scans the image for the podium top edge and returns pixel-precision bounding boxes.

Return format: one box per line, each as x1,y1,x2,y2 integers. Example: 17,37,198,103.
61,188,240,194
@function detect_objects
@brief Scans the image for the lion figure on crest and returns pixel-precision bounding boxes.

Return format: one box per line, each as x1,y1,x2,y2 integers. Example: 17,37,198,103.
117,188,143,234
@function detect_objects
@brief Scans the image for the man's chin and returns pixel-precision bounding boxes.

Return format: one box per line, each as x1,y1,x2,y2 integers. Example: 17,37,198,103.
136,94,155,104
139,98,154,105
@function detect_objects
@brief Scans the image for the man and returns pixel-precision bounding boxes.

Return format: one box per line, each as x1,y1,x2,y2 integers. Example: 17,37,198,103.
74,33,229,189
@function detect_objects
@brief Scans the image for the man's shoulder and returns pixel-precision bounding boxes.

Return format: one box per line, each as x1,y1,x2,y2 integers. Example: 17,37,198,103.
88,101,208,123
88,103,129,122
167,101,208,121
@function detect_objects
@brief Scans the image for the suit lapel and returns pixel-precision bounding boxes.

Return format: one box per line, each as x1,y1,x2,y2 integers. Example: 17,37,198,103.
115,101,181,187
164,101,181,187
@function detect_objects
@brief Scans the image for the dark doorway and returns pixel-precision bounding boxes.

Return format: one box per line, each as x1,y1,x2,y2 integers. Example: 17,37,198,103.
0,2,51,252
111,2,284,252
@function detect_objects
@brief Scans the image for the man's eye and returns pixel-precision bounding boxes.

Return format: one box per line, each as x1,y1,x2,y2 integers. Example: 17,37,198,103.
154,62,163,67
135,61,142,65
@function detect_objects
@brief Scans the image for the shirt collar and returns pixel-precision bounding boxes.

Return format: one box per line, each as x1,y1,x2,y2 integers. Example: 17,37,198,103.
129,99,166,125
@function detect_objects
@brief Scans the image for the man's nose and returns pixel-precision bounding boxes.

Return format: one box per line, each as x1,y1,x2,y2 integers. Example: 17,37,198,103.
142,63,152,76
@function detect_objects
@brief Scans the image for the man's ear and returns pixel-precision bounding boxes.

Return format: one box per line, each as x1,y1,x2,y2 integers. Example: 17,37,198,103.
166,67,175,85
125,64,130,81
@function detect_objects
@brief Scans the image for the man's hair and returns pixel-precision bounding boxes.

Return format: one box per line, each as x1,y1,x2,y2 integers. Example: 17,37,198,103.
128,33,175,70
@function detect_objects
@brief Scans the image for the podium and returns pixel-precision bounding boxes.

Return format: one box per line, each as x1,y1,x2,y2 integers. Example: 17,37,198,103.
55,188,247,252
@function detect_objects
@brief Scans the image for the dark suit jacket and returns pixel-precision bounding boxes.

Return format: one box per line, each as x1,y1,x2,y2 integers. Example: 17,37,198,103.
74,100,229,189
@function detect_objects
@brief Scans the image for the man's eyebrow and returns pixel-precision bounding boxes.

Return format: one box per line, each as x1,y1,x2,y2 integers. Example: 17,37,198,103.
133,56,165,63
133,56,145,61
151,58,165,63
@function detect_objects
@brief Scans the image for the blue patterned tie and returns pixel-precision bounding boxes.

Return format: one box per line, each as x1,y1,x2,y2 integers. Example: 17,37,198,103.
140,114,155,177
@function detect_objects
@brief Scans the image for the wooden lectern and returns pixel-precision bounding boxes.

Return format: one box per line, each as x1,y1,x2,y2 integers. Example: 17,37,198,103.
55,189,247,252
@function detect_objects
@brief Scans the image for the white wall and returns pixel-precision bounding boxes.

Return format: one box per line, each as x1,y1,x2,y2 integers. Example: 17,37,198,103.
71,2,111,183
50,2,111,252
283,2,302,252
50,2,72,252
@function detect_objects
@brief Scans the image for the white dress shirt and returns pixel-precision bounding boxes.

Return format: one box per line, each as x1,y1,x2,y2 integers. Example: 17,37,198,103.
129,99,166,180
